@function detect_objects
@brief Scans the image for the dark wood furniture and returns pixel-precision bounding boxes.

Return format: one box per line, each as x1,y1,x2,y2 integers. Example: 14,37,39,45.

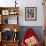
2,41,19,46
0,41,2,46
0,7,19,46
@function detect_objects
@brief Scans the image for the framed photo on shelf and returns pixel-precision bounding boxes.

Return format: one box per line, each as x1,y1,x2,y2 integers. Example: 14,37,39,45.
2,10,9,15
25,7,37,21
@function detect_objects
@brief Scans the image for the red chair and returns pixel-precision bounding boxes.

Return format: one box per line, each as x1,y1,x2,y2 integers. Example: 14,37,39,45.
21,28,41,46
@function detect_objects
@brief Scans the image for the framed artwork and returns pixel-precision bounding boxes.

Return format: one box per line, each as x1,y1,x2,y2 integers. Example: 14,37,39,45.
25,7,37,21
2,10,9,15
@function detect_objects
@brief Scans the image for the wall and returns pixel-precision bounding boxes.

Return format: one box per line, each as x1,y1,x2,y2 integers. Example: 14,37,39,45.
0,0,44,45
0,0,44,26
18,0,44,26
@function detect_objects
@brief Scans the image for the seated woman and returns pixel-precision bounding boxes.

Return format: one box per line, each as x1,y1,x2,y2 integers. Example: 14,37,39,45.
21,28,41,46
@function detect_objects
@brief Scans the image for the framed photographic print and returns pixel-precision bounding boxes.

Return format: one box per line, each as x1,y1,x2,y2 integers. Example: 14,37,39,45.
25,7,37,21
2,10,9,15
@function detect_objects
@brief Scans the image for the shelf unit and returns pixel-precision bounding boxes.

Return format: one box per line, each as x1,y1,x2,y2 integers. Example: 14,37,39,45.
0,7,19,24
0,7,20,46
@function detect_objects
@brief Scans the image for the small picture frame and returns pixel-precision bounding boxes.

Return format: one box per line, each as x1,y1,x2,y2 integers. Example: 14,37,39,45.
25,7,37,21
2,10,9,15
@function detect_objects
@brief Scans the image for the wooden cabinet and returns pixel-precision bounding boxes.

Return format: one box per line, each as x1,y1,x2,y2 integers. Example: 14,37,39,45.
2,41,19,46
43,0,46,26
0,7,19,24
0,7,19,46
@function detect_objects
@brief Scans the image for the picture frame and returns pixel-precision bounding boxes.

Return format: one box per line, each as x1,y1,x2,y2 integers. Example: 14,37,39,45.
2,10,9,15
9,10,18,15
25,7,37,21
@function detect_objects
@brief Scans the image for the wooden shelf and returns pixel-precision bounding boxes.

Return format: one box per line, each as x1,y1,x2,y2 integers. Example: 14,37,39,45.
0,7,20,46
0,7,19,16
0,7,19,9
2,40,19,42
0,24,20,32
1,40,19,46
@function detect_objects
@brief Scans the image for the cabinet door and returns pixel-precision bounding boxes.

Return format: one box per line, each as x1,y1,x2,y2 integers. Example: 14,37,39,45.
0,42,2,46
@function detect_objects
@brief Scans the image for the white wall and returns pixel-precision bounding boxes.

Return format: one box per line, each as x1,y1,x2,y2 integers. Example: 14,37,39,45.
0,0,44,26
